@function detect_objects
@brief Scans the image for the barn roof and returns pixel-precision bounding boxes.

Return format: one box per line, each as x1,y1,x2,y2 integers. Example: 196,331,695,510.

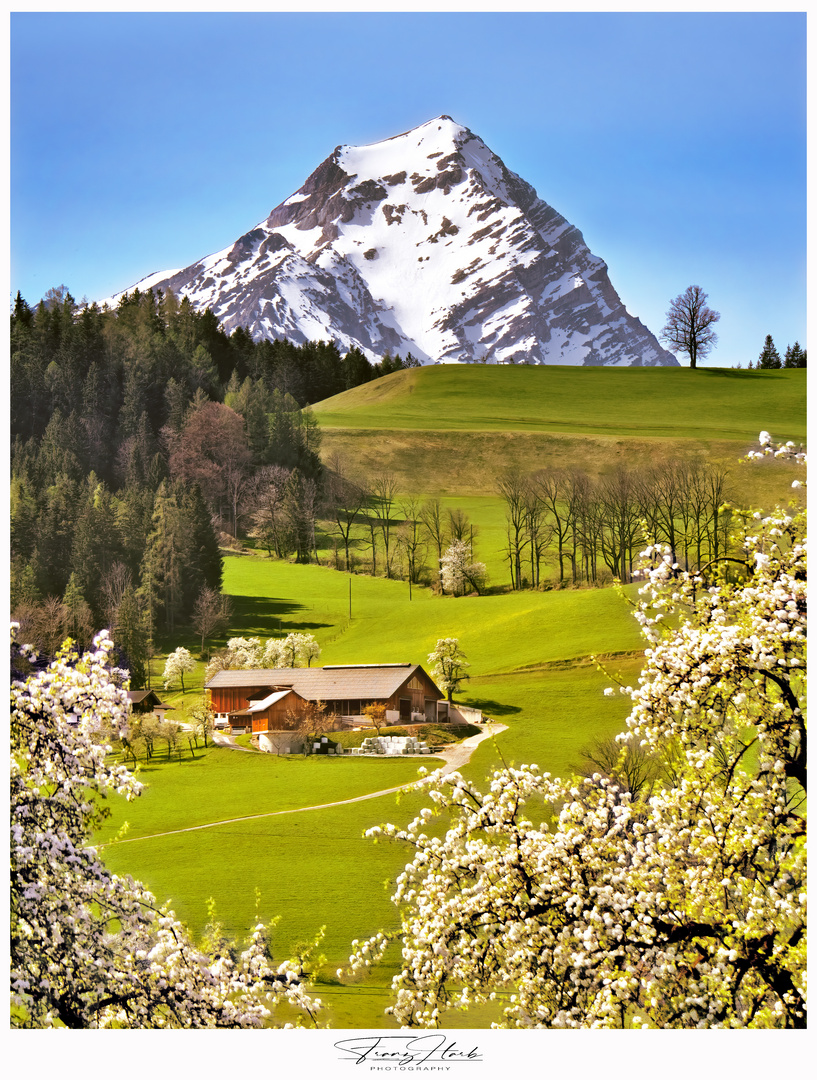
127,689,172,709
206,664,441,701
247,689,297,713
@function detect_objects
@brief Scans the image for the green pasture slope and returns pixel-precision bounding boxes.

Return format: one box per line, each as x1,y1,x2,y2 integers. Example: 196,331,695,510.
99,363,805,1028
312,364,806,501
313,364,805,440
100,559,643,1027
311,364,805,583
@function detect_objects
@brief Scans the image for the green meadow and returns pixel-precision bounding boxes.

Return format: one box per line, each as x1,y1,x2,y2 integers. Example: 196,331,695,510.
313,365,805,506
99,363,806,1027
101,559,640,1026
312,364,806,440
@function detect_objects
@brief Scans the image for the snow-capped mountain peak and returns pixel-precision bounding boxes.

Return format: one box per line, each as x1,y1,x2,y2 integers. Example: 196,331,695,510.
105,116,676,367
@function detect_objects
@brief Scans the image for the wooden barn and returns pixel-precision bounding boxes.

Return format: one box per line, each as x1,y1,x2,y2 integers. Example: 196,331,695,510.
206,663,446,734
222,687,307,735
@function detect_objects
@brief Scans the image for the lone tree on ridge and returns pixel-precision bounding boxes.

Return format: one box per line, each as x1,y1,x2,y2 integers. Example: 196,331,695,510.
660,285,720,369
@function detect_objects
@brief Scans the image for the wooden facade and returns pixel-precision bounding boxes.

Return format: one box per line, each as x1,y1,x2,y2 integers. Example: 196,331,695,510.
227,689,307,735
207,664,446,732
126,690,172,720
210,683,270,715
384,667,443,722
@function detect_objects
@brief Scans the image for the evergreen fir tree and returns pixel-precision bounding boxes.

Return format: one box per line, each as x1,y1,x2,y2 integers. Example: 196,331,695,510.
10,559,41,611
163,377,192,434
757,334,782,369
141,482,186,635
62,573,95,648
70,478,120,619
784,341,806,368
114,586,150,688
32,475,80,597
12,290,33,327
181,482,223,597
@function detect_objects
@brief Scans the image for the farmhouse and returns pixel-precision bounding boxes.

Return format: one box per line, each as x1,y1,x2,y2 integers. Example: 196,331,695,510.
126,689,173,721
206,663,447,734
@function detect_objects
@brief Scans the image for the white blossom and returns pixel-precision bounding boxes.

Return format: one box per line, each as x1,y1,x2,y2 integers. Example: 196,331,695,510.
162,646,196,691
11,630,321,1029
347,486,806,1029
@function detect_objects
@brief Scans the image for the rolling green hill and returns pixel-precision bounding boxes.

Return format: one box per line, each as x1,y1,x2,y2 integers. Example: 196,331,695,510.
312,365,806,501
313,364,806,440
100,560,641,1027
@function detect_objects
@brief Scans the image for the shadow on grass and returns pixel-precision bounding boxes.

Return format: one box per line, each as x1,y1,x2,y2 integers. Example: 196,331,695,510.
699,368,787,379
119,750,211,774
461,697,522,717
226,595,333,637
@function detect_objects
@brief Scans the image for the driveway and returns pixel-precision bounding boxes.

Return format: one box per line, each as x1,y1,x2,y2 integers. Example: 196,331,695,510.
103,723,507,847
432,722,507,776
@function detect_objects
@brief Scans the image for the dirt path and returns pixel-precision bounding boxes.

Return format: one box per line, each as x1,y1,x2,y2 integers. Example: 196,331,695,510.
103,723,506,848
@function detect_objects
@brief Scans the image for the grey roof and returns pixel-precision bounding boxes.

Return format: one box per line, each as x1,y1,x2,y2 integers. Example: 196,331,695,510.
127,690,171,709
206,664,441,701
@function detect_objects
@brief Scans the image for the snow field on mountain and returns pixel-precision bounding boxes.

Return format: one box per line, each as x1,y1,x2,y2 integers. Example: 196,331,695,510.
102,115,678,365
338,115,467,179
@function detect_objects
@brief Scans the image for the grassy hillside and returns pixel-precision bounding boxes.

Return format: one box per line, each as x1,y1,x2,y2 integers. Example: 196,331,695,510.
223,556,643,673
313,364,806,440
312,365,806,501
98,363,806,1028
101,559,639,1026
307,367,805,579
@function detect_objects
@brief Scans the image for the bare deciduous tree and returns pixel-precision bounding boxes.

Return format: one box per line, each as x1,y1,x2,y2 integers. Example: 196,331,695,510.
574,735,662,802
189,701,215,748
250,465,293,557
288,699,329,755
396,497,427,595
191,586,233,658
420,498,446,589
101,561,133,629
497,470,530,590
660,285,720,369
323,453,367,571
371,471,398,578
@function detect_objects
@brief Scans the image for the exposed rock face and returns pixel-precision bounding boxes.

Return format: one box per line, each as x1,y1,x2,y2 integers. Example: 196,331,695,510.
110,116,677,366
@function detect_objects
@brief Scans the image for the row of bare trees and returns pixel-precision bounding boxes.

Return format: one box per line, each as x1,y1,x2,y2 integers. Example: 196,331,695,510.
249,453,480,588
498,459,733,589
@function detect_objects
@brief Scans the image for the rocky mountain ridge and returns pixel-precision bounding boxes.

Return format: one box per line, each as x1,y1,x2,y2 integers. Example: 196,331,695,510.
107,116,677,367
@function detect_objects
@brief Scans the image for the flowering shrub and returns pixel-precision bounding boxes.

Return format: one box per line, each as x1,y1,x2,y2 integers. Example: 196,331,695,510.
440,539,487,596
745,430,806,464
162,645,195,692
428,637,470,703
348,452,806,1027
204,632,320,681
10,630,320,1028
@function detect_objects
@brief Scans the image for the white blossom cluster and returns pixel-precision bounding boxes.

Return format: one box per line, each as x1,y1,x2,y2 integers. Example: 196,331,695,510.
162,646,196,690
745,431,806,490
427,637,470,700
347,491,806,1027
11,630,321,1028
440,538,488,596
204,632,320,681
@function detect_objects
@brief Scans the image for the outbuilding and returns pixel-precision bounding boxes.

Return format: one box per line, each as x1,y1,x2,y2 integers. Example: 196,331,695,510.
206,663,447,733
126,689,173,722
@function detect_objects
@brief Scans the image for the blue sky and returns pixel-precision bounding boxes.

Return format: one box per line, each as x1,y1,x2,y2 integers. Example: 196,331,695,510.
10,10,807,368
